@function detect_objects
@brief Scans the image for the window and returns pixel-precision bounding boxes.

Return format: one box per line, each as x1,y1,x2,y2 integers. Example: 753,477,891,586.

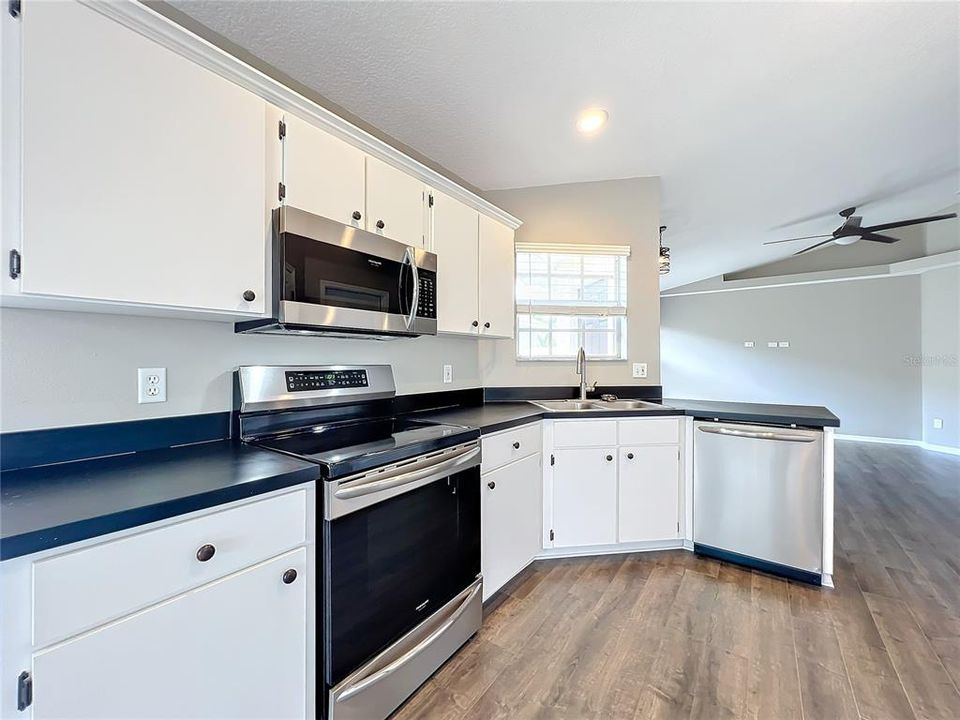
515,243,629,360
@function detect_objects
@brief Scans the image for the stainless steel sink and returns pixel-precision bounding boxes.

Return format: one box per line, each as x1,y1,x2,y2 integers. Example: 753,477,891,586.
592,400,666,410
532,399,670,412
533,400,599,411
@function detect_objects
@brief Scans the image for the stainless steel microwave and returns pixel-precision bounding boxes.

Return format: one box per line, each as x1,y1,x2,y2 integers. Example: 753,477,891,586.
236,206,437,338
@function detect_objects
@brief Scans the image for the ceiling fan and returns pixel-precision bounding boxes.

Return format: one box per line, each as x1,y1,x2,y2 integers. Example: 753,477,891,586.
764,207,957,255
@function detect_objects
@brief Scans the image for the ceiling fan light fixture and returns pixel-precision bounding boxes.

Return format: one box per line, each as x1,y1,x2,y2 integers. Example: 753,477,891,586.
833,235,859,246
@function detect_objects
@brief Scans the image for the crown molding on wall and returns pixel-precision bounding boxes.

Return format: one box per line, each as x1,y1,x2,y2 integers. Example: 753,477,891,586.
79,0,522,230
662,250,960,298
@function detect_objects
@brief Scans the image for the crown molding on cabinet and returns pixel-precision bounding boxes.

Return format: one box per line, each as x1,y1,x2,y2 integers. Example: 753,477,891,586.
78,0,522,230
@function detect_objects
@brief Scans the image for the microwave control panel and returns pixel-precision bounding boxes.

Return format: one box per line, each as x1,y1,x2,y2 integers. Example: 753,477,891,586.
285,369,369,392
417,272,437,319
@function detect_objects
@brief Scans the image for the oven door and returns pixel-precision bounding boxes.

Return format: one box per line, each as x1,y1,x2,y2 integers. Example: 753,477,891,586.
277,206,437,336
323,443,481,688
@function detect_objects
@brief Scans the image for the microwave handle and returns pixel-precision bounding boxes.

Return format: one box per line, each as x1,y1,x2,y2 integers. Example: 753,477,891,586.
403,247,419,330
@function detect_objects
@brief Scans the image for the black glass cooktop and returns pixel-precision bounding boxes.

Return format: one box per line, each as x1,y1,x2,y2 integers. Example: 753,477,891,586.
254,416,478,480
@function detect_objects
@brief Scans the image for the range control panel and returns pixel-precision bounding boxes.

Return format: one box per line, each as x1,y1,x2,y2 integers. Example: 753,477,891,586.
285,369,369,392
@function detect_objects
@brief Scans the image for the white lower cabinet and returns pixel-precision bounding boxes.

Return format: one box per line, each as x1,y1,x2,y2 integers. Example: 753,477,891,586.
618,445,681,542
552,448,618,548
481,453,542,600
32,549,307,720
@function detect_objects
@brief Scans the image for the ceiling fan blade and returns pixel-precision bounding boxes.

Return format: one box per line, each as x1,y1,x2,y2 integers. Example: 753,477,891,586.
860,232,900,244
763,234,833,245
862,213,958,234
793,238,835,255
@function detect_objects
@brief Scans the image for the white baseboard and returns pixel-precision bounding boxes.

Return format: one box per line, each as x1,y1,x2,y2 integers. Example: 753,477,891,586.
536,539,686,560
836,434,960,457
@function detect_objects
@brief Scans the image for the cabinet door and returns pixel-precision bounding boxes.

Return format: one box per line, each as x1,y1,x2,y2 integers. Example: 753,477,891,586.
552,448,617,547
32,549,307,720
21,1,266,315
482,454,541,600
478,215,516,338
283,114,365,227
365,156,425,247
618,446,680,542
432,190,479,334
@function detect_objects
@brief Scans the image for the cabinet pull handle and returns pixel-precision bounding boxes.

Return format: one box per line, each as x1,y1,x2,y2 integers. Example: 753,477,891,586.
196,544,216,562
513,441,521,449
483,322,491,329
627,453,634,460
605,455,613,462
352,210,362,221
376,219,385,230
282,568,298,584
472,320,479,328
487,481,496,490
242,290,256,302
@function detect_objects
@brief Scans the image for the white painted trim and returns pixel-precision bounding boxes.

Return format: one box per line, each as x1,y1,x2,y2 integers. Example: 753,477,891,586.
76,0,521,231
662,250,959,298
821,573,834,589
536,538,686,560
836,433,960,456
822,427,834,579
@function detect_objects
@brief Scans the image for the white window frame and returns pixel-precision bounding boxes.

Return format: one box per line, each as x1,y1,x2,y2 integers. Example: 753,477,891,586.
515,243,630,362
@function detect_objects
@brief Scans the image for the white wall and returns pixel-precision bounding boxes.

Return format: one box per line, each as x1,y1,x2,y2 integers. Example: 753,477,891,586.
481,177,662,388
661,276,923,439
921,265,960,449
0,308,481,432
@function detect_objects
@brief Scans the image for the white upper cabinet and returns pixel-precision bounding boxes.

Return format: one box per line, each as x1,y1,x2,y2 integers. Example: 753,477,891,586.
281,114,365,228
365,156,426,247
20,0,267,315
478,215,516,339
432,190,480,334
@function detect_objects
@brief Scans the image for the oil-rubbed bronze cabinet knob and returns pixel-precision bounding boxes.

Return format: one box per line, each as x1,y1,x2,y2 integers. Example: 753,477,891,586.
513,441,521,449
627,453,634,460
472,320,479,327
376,219,385,230
352,210,362,221
605,455,613,462
487,481,496,490
196,544,216,562
282,569,298,585
483,322,491,329
242,290,256,302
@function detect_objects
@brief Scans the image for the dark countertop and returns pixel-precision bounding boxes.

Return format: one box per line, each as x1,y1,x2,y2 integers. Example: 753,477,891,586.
0,440,318,561
419,398,839,434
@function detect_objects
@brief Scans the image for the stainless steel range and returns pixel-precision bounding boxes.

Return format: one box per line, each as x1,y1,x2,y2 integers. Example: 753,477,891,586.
235,365,482,720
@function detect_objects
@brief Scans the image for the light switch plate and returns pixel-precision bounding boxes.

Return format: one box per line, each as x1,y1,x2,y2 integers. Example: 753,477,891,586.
767,341,778,348
744,341,755,348
138,367,167,404
933,418,943,429
632,362,648,379
442,364,453,384
778,341,790,348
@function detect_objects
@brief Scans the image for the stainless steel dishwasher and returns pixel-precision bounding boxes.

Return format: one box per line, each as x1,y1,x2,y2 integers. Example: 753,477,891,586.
693,421,824,584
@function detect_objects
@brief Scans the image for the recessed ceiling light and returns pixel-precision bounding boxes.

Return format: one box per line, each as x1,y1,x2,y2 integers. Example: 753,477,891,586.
576,108,608,135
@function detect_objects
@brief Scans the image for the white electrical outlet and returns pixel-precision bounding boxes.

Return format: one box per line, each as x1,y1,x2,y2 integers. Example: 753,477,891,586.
138,367,167,404
778,341,790,348
767,341,778,348
442,364,453,384
933,418,944,429
632,362,648,379
743,341,755,348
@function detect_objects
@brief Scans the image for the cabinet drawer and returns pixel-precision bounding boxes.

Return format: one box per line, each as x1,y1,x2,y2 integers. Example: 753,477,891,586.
33,489,308,648
617,418,680,445
553,420,618,447
482,423,541,474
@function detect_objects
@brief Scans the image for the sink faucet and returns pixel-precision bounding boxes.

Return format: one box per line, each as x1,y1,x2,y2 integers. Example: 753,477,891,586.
576,346,588,400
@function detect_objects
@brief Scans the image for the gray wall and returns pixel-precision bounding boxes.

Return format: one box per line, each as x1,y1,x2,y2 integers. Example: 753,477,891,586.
661,276,923,439
0,308,481,432
921,265,960,448
481,177,662,387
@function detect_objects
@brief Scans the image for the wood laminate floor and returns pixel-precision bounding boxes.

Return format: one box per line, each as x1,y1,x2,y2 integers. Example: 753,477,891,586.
393,440,960,720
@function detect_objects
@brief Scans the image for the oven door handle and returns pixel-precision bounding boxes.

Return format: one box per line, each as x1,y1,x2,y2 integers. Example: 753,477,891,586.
334,578,483,704
333,444,480,501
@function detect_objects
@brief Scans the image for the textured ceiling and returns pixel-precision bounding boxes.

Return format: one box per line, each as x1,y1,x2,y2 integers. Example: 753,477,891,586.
169,1,959,289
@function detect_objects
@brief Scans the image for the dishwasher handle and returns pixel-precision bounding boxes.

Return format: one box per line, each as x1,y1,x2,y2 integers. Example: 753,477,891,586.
697,425,818,443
